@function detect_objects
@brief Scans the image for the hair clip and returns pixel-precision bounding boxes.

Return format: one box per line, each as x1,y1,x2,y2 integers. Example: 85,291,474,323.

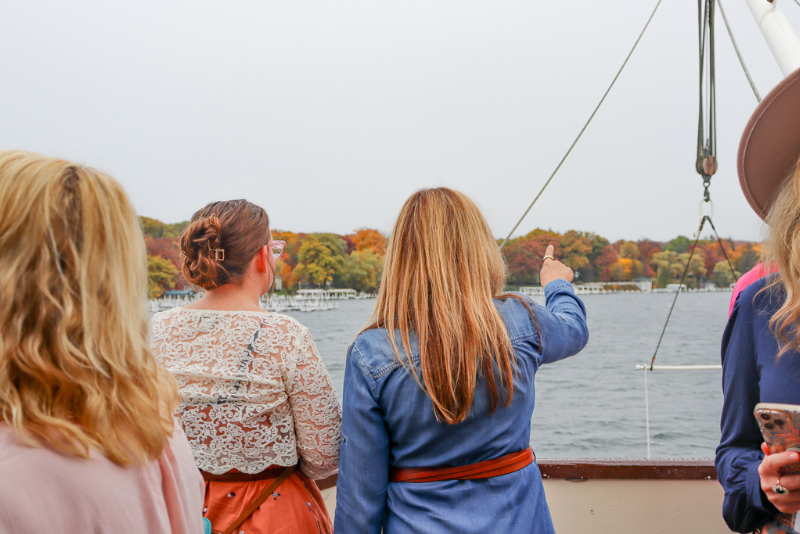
211,248,225,261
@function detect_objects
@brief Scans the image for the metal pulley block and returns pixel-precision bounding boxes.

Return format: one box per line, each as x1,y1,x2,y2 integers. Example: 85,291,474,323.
696,154,717,176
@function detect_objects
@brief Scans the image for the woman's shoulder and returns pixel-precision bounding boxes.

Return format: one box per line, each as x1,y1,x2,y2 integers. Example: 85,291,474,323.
493,293,541,342
737,275,782,316
350,328,415,377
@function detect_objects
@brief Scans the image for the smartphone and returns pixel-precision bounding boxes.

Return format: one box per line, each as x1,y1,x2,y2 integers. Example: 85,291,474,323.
754,403,800,476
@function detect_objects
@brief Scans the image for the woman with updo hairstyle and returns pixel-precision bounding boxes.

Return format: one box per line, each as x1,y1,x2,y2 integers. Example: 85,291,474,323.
0,150,204,533
150,199,341,534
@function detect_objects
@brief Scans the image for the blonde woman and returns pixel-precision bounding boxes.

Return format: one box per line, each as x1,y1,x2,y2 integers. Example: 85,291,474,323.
333,188,589,533
150,200,341,534
0,151,204,533
717,67,800,534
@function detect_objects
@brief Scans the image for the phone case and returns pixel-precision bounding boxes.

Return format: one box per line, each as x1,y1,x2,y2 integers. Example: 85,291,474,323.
754,403,800,476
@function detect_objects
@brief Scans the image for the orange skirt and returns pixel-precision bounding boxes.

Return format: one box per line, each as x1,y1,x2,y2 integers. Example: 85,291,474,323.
203,470,332,534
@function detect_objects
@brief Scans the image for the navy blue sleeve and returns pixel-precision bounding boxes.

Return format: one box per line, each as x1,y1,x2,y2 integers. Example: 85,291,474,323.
536,279,589,365
715,291,779,533
333,342,390,534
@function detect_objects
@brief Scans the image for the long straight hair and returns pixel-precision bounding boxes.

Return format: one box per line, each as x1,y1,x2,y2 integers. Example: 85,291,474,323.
763,157,800,357
0,151,178,465
366,187,521,424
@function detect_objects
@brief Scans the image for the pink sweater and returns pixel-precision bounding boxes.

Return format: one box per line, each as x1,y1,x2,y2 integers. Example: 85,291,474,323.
0,422,204,533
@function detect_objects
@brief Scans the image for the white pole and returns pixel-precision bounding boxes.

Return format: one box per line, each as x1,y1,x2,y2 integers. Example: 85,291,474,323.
644,368,651,459
635,364,722,370
744,0,800,76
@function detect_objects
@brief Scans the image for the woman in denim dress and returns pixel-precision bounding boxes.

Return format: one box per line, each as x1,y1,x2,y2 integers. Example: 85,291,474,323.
334,187,588,533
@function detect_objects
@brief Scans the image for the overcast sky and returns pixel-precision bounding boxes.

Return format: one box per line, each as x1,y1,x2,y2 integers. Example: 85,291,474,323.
2,0,797,242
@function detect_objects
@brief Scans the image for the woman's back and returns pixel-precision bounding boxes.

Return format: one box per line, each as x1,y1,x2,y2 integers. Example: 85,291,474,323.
0,151,204,534
0,424,202,533
335,283,588,533
151,307,340,479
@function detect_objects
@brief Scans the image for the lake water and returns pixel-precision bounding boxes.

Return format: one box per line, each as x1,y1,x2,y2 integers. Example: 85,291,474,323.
283,291,731,459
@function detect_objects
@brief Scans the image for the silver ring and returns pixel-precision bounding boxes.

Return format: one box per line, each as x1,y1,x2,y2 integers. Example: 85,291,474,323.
773,478,789,495
543,255,555,261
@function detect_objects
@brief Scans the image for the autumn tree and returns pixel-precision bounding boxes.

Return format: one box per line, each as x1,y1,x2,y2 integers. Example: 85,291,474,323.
679,251,707,288
652,251,683,288
272,231,304,291
559,230,592,274
294,234,346,287
594,245,620,282
733,243,759,274
148,255,179,298
341,250,383,293
503,230,562,285
348,228,387,256
146,236,181,265
619,241,640,260
609,258,644,281
713,260,740,287
503,240,543,286
635,240,661,277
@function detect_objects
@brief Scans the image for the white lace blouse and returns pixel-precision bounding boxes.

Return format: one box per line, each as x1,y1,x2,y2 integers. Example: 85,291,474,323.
149,308,341,479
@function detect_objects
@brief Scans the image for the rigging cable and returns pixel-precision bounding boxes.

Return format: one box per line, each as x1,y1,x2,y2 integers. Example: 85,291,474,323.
716,0,762,102
649,0,740,370
498,0,663,249
647,215,738,370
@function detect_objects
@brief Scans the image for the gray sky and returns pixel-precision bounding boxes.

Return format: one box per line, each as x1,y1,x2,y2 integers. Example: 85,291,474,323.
1,0,795,242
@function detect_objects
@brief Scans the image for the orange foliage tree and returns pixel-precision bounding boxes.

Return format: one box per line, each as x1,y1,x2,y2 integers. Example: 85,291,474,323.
347,228,387,255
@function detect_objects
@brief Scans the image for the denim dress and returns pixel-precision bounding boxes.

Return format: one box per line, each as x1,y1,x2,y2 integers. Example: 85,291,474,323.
333,280,589,533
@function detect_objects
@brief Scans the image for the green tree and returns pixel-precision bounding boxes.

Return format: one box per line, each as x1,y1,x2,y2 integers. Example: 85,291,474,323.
140,216,189,238
342,250,383,292
148,255,179,298
678,251,707,288
295,234,346,287
713,260,740,287
664,235,692,254
652,251,682,287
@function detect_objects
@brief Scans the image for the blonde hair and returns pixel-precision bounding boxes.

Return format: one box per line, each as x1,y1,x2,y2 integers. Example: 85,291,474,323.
0,150,178,465
763,156,800,357
365,187,532,424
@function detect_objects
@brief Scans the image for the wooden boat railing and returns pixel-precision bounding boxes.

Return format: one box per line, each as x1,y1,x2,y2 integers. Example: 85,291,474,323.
318,459,730,533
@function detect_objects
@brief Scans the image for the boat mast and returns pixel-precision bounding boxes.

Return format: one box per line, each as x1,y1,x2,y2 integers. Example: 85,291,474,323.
744,0,800,75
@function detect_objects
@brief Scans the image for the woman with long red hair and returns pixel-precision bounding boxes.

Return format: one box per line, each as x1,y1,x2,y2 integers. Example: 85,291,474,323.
333,187,588,533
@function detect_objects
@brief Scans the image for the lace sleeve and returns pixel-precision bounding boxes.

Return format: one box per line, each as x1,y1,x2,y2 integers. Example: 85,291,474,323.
285,327,342,480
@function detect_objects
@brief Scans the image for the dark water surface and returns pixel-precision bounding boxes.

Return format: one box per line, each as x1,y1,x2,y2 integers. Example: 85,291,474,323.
284,291,730,459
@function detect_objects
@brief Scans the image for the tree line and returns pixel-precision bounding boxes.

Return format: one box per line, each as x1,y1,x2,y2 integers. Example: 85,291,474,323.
142,217,758,298
142,217,386,298
502,229,758,289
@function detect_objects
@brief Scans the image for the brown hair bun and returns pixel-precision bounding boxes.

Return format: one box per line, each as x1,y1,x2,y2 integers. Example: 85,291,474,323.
180,200,270,290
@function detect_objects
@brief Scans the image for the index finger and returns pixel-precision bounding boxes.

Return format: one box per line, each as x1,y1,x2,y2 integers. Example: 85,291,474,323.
763,450,800,473
545,244,554,258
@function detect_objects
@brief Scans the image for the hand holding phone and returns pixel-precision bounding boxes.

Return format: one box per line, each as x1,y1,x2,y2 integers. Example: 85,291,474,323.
755,403,800,520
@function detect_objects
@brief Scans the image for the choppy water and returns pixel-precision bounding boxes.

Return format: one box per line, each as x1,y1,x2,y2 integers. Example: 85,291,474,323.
284,291,731,459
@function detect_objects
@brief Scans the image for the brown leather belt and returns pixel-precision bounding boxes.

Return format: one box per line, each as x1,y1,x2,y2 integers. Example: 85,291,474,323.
389,447,535,483
200,465,289,483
